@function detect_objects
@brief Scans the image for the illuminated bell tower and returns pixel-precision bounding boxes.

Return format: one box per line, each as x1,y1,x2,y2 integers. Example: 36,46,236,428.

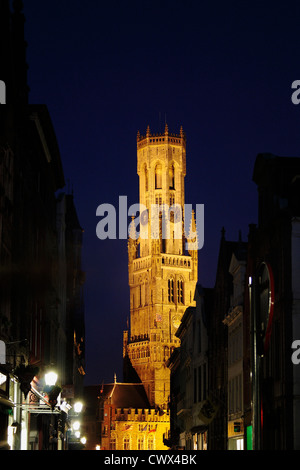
125,124,198,409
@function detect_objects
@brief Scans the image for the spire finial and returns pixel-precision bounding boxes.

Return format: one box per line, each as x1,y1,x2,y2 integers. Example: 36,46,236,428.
188,210,197,237
146,125,150,137
164,122,169,135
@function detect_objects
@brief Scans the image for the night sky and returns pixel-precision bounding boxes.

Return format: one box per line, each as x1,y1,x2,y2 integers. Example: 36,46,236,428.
22,0,300,386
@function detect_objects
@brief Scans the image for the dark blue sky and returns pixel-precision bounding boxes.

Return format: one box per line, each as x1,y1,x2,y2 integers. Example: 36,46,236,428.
23,0,300,385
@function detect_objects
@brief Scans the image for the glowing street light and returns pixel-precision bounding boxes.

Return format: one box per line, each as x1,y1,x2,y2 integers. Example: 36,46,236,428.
45,371,58,386
72,421,80,431
74,401,83,413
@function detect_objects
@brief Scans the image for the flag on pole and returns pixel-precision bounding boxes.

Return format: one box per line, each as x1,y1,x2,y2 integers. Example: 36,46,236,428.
123,424,133,431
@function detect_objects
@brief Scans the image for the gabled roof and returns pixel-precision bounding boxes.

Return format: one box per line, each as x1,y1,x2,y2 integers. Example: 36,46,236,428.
100,382,151,409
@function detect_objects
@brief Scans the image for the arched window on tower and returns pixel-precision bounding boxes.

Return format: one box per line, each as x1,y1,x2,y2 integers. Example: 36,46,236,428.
144,165,148,192
168,278,174,303
177,279,184,304
169,164,175,190
155,163,162,189
123,437,130,450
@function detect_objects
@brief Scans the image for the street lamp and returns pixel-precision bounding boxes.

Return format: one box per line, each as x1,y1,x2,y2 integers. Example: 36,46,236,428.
66,400,84,450
72,420,80,432
74,401,83,413
45,372,58,387
44,372,61,411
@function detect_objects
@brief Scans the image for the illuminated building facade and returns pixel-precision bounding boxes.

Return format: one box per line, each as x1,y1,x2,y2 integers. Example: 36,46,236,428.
98,380,170,450
124,124,198,409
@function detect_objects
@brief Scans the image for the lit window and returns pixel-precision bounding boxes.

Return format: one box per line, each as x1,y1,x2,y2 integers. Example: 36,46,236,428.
169,164,175,189
145,166,148,191
155,163,162,189
148,437,154,450
168,279,174,303
123,437,130,450
138,437,144,450
177,280,184,304
110,437,116,450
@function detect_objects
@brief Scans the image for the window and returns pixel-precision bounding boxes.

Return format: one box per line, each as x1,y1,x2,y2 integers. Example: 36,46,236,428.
177,280,184,303
123,437,130,450
168,279,174,303
110,437,116,450
155,194,162,205
138,437,144,450
194,368,197,403
169,164,175,189
198,366,202,402
144,166,148,191
148,437,154,450
155,163,162,189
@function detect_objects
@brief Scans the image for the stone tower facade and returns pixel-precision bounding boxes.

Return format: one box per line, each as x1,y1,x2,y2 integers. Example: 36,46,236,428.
124,124,198,409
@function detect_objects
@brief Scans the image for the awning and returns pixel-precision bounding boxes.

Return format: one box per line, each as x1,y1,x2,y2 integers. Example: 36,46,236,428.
25,386,61,414
190,425,207,433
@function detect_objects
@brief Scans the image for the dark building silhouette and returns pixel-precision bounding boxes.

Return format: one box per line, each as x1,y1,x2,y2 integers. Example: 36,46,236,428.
167,153,300,451
207,229,247,450
245,153,300,450
0,0,29,104
82,385,102,450
0,0,85,450
166,285,212,450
